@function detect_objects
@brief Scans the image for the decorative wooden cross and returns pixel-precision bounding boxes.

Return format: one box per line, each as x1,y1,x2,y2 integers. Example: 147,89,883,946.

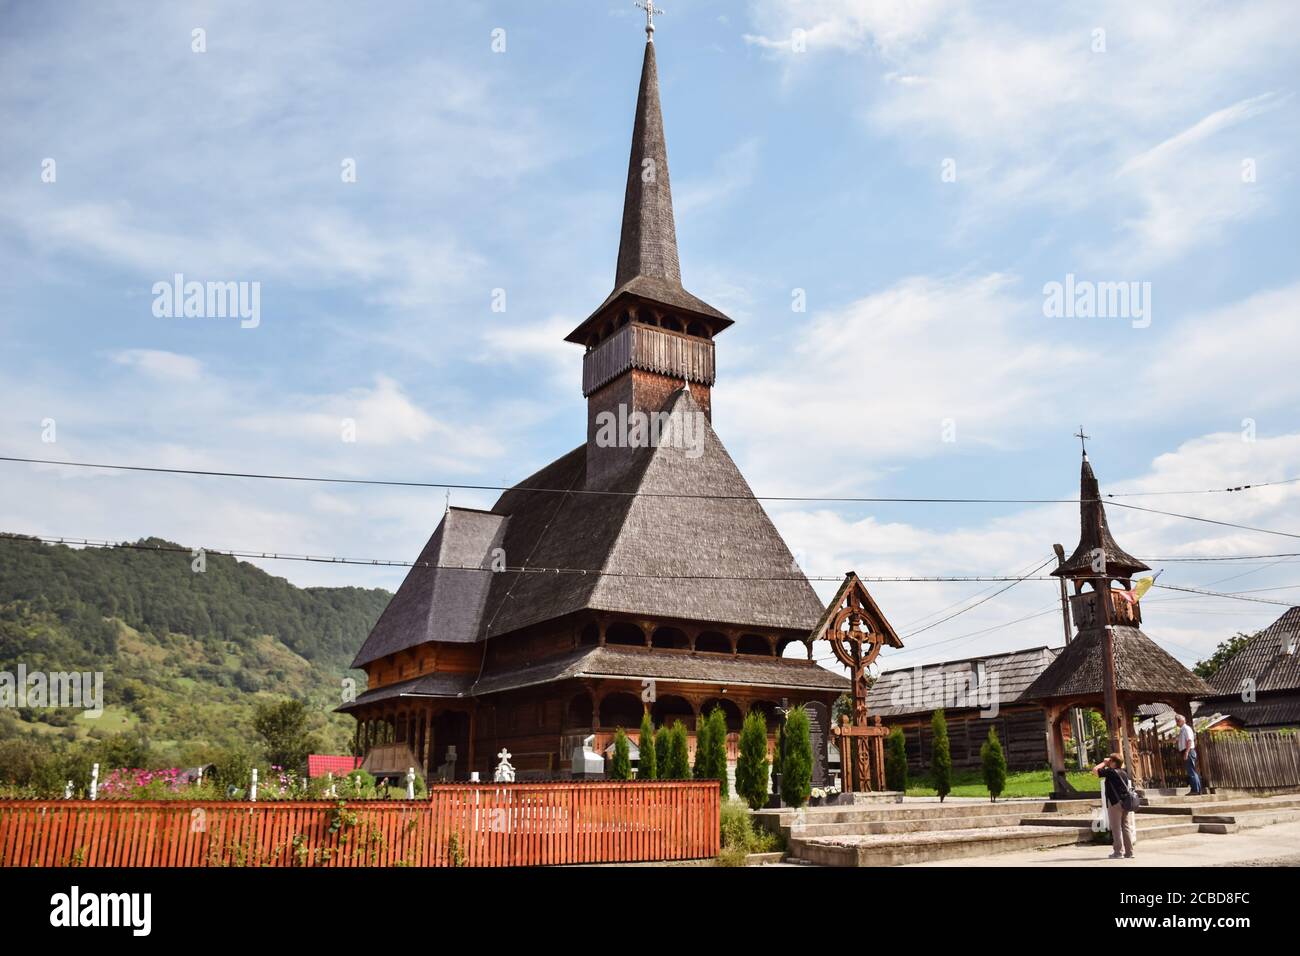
635,0,663,38
812,573,903,792
833,715,892,793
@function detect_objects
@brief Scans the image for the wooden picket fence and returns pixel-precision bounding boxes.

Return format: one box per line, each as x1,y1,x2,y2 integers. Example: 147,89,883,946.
1134,729,1188,789
0,781,720,867
1200,731,1300,790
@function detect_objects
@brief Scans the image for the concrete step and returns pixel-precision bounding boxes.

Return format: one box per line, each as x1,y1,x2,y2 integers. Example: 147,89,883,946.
1140,796,1300,816
1021,813,1197,831
795,811,1035,837
789,825,1088,867
759,798,1096,829
1195,806,1300,834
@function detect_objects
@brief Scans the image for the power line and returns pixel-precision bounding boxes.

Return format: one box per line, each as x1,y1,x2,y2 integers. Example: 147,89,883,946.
3,454,1298,505
4,532,1295,606
1108,499,1300,541
901,557,1058,638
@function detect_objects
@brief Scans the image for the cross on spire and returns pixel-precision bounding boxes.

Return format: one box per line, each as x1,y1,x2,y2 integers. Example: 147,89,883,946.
1074,427,1090,458
635,1,663,40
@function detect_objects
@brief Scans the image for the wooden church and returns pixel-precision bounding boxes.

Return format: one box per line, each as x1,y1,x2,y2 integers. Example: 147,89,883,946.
341,28,849,780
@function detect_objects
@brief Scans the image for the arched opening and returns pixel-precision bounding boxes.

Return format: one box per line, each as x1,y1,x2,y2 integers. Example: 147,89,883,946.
651,626,689,650
565,692,593,731
695,631,732,654
686,321,705,337
578,621,600,647
737,633,772,656
605,621,645,647
650,694,694,728
701,697,744,733
599,692,644,729
777,635,805,658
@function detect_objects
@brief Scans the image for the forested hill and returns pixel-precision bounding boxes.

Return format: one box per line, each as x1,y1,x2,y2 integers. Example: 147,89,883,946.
0,535,389,673
0,535,391,763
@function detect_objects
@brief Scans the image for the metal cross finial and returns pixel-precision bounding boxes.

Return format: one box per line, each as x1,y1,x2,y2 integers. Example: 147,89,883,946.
1074,427,1090,458
635,1,663,40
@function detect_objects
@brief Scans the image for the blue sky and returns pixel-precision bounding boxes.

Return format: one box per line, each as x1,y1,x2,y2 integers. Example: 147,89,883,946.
2,0,1298,673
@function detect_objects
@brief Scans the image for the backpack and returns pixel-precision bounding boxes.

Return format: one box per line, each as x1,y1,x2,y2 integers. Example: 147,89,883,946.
1118,770,1141,812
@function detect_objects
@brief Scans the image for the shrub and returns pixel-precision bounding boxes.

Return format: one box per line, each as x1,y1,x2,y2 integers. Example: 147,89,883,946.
610,727,632,780
637,712,656,780
693,707,729,797
780,706,812,807
735,711,771,810
931,710,952,803
693,712,713,780
716,800,781,867
885,726,908,792
665,721,690,780
654,726,670,777
981,726,1007,802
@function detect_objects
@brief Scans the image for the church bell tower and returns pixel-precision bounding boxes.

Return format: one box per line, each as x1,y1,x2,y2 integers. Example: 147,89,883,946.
566,9,732,488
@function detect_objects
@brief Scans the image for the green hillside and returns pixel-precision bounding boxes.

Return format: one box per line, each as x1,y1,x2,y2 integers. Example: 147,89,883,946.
0,535,390,773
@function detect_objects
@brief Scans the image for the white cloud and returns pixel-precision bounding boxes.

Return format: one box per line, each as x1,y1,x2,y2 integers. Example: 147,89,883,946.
109,349,203,383
725,273,1094,494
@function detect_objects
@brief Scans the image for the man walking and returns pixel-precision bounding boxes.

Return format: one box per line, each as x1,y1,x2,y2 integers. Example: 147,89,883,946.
1175,714,1203,795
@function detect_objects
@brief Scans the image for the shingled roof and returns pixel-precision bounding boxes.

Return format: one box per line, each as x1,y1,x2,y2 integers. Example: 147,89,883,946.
479,388,826,638
1023,625,1213,701
350,508,507,667
473,645,848,696
1054,455,1150,579
868,646,1059,718
1204,606,1300,696
567,38,730,343
351,388,827,666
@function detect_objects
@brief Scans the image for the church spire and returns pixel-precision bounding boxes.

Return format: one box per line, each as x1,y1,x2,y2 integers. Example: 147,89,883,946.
614,35,680,289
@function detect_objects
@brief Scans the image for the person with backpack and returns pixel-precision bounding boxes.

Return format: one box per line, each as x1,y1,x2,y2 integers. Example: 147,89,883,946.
1094,752,1139,859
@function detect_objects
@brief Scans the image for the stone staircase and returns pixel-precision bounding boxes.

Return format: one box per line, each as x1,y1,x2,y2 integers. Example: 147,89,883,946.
753,791,1300,866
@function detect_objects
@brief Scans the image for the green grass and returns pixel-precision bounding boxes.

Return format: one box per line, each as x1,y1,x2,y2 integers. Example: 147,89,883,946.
905,767,1100,799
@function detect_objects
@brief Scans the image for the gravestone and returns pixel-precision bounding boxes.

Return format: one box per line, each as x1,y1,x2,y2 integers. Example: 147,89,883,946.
806,701,830,788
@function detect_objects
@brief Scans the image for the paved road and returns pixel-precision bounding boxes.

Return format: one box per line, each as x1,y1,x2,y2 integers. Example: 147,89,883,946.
906,820,1300,867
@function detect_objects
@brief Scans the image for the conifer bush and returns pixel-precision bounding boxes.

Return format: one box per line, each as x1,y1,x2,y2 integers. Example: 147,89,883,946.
610,727,631,781
637,712,656,780
884,726,908,793
779,706,813,807
665,720,690,779
931,709,952,802
981,725,1007,802
735,710,771,810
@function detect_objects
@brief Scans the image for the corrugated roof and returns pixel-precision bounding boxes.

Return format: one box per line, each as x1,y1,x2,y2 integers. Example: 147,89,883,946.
1023,625,1213,700
868,646,1059,717
1205,606,1300,695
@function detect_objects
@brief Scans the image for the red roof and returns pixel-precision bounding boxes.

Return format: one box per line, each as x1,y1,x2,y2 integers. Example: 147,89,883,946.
307,754,362,778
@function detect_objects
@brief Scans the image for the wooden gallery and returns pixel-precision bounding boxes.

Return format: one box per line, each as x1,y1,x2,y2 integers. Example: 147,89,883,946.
340,36,854,780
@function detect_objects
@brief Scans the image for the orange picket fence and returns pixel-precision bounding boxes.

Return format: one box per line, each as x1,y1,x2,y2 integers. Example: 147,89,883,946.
0,781,720,868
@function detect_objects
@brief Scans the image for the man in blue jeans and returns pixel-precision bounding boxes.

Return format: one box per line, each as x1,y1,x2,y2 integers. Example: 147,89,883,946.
1175,714,1203,795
